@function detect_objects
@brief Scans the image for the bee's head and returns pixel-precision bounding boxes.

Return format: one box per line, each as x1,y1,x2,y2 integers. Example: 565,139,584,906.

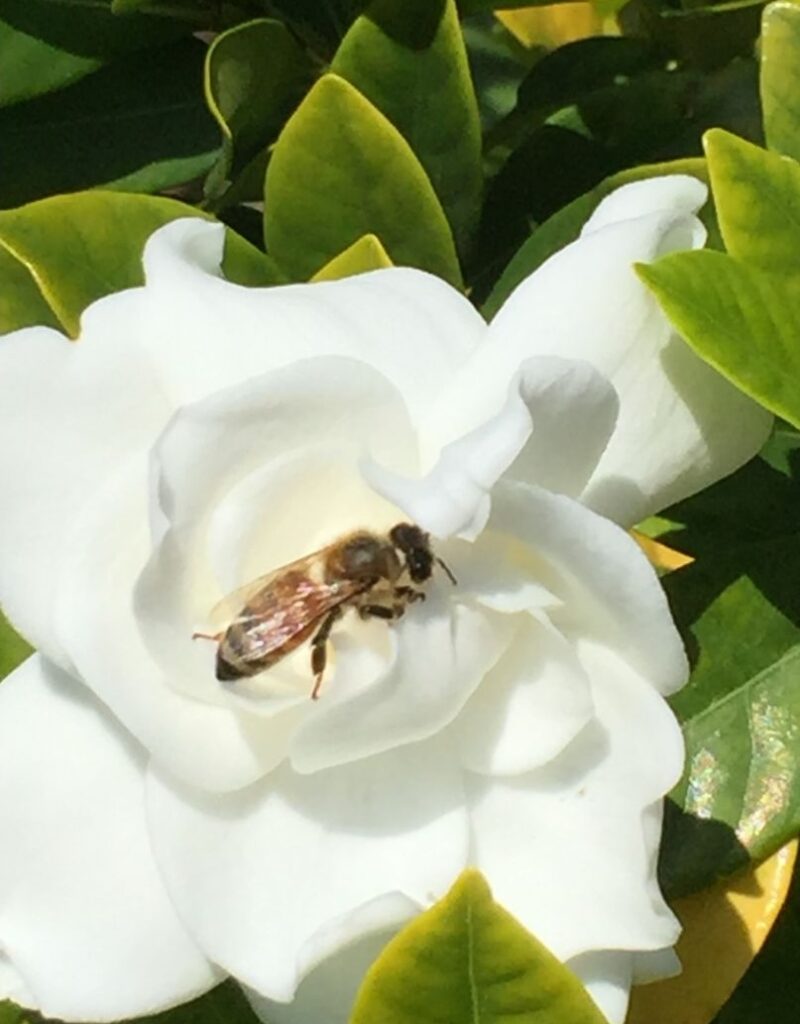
390,522,433,583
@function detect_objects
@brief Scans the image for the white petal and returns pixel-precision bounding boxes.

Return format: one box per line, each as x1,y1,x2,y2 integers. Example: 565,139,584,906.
422,357,619,501
567,950,633,1024
632,947,681,984
482,177,771,524
491,482,687,695
363,369,533,540
139,219,484,420
246,927,394,1024
54,457,295,792
146,741,467,1001
289,597,511,774
0,952,36,1008
0,656,219,1021
467,646,683,962
453,617,594,775
580,175,707,234
0,317,167,665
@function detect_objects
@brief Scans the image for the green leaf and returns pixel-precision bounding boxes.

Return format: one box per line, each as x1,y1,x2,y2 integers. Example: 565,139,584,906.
0,1002,31,1024
0,38,221,207
0,610,32,683
458,0,572,11
261,0,367,55
203,18,311,205
265,74,462,286
656,450,800,896
312,233,392,280
331,0,481,256
0,243,59,333
0,191,282,337
136,980,261,1024
462,15,533,135
351,870,606,1024
705,128,800,284
761,1,800,161
482,156,709,318
638,249,800,428
0,0,187,107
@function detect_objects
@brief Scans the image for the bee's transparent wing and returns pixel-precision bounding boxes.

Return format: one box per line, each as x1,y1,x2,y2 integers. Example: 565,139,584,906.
205,549,330,631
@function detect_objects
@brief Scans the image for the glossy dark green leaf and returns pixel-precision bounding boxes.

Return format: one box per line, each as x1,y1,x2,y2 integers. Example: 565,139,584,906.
517,37,660,118
135,979,261,1024
265,74,461,285
619,0,762,72
350,870,607,1024
204,18,311,205
332,0,481,255
0,191,281,337
0,0,187,107
638,250,800,429
656,450,800,896
262,0,367,55
482,156,709,318
0,38,220,208
0,610,32,683
761,2,800,162
462,15,532,134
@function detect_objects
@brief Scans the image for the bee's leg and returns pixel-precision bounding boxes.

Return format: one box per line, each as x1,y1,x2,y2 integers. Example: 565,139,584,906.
192,630,221,642
360,603,396,620
310,608,342,700
394,586,425,604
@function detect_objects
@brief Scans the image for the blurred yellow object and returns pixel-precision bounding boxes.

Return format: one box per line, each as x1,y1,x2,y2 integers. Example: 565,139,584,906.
496,3,609,48
631,530,694,572
627,840,798,1024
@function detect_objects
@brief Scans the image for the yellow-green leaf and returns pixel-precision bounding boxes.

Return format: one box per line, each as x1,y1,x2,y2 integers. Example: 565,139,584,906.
638,249,800,428
705,128,800,284
0,191,282,337
312,234,392,281
265,74,462,287
761,1,800,162
350,870,607,1024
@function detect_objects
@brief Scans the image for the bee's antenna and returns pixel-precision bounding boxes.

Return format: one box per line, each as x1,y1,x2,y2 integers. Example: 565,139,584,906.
436,557,457,585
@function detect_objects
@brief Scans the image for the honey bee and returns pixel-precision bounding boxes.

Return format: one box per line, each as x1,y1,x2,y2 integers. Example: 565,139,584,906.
193,522,456,699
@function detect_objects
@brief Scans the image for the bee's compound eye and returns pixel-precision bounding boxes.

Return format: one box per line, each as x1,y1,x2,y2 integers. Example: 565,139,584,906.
389,522,423,551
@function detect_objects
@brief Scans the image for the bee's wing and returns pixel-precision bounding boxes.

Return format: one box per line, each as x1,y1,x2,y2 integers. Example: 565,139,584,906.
206,548,333,630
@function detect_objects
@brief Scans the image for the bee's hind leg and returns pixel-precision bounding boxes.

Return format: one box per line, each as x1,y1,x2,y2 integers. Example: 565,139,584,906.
192,630,221,642
310,608,342,700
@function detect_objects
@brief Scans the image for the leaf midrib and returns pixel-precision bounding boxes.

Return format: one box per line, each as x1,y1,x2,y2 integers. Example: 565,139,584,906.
683,643,800,730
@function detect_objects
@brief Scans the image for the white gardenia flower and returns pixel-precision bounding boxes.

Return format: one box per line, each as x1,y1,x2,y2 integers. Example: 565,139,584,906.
0,177,771,1024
